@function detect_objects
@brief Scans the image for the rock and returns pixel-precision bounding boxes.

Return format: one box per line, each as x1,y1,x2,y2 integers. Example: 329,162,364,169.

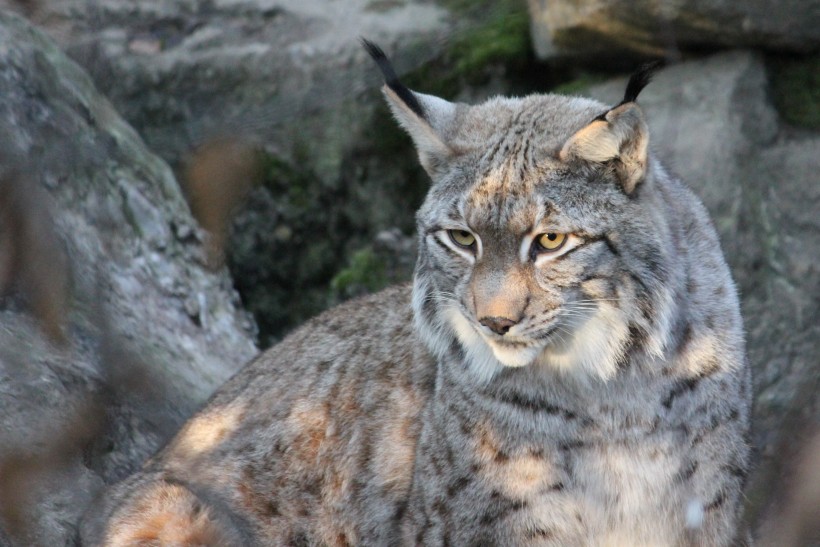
586,51,820,523
11,0,451,171
0,9,256,543
738,134,820,516
527,0,820,59
0,0,463,345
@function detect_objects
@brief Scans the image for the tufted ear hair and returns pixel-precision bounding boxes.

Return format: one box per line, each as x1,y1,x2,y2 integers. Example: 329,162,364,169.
362,39,457,178
559,62,660,194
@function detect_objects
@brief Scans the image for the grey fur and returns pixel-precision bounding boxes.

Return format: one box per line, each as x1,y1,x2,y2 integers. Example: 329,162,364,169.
81,50,751,546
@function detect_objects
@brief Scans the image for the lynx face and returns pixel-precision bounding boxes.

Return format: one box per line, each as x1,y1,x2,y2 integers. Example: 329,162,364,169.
362,43,673,382
413,129,672,383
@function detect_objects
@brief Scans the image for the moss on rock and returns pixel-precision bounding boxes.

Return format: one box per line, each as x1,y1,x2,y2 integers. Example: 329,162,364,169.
330,247,388,299
448,1,531,80
227,150,350,346
768,54,820,130
552,73,609,96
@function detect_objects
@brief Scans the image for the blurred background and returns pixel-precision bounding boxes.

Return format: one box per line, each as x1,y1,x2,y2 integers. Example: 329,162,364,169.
0,0,817,544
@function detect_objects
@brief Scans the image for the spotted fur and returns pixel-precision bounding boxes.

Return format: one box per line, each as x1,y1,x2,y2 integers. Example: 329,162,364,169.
81,45,751,546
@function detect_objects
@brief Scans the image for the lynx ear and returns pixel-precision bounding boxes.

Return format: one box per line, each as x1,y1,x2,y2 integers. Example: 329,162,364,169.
362,39,457,177
559,62,660,194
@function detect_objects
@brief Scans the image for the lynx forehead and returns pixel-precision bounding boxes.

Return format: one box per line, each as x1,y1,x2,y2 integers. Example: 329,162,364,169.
83,41,751,547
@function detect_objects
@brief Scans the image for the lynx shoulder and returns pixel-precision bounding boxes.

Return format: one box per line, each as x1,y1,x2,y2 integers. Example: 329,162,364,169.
81,43,752,546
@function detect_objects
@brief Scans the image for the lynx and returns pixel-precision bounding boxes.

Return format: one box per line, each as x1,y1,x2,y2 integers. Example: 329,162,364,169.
81,41,752,546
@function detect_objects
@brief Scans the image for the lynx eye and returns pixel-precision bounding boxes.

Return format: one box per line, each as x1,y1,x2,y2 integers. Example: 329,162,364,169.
535,232,566,252
448,229,476,249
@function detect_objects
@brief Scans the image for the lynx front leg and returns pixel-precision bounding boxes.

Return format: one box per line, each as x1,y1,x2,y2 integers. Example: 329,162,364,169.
80,472,249,546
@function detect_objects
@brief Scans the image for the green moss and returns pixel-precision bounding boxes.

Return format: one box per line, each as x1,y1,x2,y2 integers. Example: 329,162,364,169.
450,7,530,79
552,73,609,96
383,0,534,97
768,54,820,130
403,0,602,98
260,145,317,206
330,247,388,299
402,61,461,103
436,0,531,84
228,150,350,346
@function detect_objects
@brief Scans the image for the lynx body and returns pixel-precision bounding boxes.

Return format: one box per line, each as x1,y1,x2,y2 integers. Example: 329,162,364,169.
82,44,751,546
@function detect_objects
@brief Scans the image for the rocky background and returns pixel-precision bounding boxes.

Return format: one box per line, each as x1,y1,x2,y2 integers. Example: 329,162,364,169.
0,0,817,544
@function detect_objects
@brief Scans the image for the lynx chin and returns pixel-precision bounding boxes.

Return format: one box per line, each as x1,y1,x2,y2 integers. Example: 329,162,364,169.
81,41,752,546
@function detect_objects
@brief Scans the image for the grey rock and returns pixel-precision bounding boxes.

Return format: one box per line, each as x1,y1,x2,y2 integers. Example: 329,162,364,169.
527,0,820,59
0,10,256,543
14,0,452,171
1,0,458,345
739,134,820,444
735,132,820,535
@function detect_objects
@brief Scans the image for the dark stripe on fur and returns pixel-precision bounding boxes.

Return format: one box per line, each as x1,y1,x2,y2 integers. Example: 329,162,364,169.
480,494,528,526
446,475,473,497
527,527,556,540
676,461,699,483
602,235,620,256
361,38,425,119
676,323,694,354
662,376,701,409
560,439,586,451
723,464,748,479
691,414,723,446
705,492,727,512
492,390,577,419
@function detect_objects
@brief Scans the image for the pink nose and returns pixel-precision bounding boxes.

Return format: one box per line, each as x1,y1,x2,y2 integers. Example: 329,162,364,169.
479,316,517,335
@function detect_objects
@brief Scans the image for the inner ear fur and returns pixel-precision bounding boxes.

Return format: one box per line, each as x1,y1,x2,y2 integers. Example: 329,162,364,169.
362,39,457,178
559,102,649,194
381,86,456,178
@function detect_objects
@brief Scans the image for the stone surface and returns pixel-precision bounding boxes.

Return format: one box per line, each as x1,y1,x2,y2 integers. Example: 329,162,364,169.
0,10,256,543
11,0,451,170
0,0,463,345
738,134,820,520
527,0,820,59
587,52,820,522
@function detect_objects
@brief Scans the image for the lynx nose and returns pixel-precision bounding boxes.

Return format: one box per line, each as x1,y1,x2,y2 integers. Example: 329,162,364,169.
479,316,517,336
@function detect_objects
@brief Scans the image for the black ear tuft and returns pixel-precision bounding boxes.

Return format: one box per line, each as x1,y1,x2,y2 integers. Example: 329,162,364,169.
361,38,426,119
621,60,663,105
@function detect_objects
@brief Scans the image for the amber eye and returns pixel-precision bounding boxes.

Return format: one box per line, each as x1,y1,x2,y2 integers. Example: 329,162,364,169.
448,229,476,249
535,232,567,252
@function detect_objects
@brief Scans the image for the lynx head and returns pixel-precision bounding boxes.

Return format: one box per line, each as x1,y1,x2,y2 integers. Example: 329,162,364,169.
364,41,673,383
